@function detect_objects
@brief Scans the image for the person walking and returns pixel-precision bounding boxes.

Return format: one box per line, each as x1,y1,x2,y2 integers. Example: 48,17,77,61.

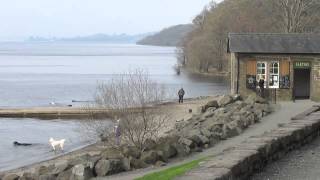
258,78,265,98
178,88,185,103
114,119,121,145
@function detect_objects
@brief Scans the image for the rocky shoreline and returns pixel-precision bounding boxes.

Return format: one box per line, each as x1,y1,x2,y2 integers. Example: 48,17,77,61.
0,94,272,180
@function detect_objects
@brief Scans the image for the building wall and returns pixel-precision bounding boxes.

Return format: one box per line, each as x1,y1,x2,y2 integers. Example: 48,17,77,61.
230,53,238,94
234,54,320,102
238,56,255,98
311,58,320,101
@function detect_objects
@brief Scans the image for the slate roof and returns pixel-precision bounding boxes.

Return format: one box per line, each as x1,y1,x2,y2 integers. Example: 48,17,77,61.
228,33,320,54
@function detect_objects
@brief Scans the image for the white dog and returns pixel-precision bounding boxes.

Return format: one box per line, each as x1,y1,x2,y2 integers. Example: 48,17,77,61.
49,138,65,151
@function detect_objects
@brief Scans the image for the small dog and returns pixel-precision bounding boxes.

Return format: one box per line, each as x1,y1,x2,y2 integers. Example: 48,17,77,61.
49,138,65,151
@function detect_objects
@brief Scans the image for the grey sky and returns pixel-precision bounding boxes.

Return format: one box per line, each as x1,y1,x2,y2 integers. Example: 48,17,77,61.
0,0,220,41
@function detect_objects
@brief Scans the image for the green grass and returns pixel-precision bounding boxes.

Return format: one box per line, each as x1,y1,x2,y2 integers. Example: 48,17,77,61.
135,158,205,180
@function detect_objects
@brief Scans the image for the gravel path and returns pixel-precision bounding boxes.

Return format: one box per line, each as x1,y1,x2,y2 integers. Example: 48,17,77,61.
104,100,317,180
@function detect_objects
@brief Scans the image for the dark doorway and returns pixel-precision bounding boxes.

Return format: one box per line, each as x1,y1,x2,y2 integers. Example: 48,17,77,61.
294,69,310,99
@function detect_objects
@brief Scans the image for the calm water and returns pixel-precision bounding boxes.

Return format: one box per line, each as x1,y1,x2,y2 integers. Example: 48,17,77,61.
0,118,99,171
0,42,228,171
0,42,228,107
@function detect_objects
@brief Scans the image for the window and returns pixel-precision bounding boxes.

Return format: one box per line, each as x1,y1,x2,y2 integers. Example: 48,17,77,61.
269,62,279,88
256,62,266,88
255,61,280,89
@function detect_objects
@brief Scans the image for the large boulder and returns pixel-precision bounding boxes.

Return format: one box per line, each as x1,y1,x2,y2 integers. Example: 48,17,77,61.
198,135,210,145
245,94,267,105
70,163,93,180
205,100,219,109
94,159,110,177
213,108,227,117
174,121,187,131
19,172,37,180
129,157,148,169
155,161,167,167
248,113,258,124
2,174,20,180
174,143,191,157
140,151,159,164
51,160,70,175
121,158,131,171
156,150,168,162
67,154,98,167
38,174,56,180
202,107,217,118
35,166,50,176
208,123,224,138
234,100,247,109
215,112,233,124
122,146,141,159
94,159,124,177
178,137,195,148
189,134,209,146
56,169,72,180
217,95,233,107
200,128,212,138
143,139,157,151
222,123,242,139
254,103,272,118
201,100,219,112
158,143,177,159
101,148,124,160
208,136,220,146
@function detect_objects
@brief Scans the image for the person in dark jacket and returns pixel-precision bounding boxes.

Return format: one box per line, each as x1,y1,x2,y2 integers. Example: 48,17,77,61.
178,88,185,103
258,78,265,97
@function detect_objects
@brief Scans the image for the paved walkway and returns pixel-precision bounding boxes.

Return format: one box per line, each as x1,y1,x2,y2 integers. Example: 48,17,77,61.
103,100,318,180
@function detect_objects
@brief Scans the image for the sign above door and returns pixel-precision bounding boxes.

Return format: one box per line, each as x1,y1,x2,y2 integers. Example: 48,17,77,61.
294,61,311,69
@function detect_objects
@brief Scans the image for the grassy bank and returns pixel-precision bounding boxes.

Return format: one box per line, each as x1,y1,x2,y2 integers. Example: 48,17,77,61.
135,158,205,180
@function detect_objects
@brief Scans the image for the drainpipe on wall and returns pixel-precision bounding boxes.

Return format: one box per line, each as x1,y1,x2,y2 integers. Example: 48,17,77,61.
236,54,240,94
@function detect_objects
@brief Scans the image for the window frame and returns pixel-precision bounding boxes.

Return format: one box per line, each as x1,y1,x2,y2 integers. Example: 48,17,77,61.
269,61,280,89
256,61,267,88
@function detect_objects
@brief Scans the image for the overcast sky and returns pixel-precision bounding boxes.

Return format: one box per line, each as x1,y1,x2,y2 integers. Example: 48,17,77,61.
0,0,222,41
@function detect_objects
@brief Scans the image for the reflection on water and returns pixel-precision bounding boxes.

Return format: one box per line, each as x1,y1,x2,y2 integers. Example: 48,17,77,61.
0,43,229,107
0,118,103,171
0,43,229,171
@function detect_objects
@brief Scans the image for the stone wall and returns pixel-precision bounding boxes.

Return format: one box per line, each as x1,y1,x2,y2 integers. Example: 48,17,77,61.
178,106,320,180
230,53,238,95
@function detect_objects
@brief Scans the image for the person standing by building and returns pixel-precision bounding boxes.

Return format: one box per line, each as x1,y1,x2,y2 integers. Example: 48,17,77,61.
258,78,265,98
178,88,185,103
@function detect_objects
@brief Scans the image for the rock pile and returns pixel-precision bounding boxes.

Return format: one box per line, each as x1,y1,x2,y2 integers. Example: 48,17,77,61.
0,94,272,180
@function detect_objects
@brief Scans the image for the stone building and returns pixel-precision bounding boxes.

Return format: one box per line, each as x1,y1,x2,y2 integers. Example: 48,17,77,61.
227,33,320,101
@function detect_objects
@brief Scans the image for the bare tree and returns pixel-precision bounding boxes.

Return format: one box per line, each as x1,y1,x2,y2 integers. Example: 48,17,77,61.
83,69,170,152
193,1,217,29
276,0,320,33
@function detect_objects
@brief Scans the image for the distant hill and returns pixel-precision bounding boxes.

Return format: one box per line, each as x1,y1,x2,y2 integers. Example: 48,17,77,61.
137,24,194,47
27,33,152,44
